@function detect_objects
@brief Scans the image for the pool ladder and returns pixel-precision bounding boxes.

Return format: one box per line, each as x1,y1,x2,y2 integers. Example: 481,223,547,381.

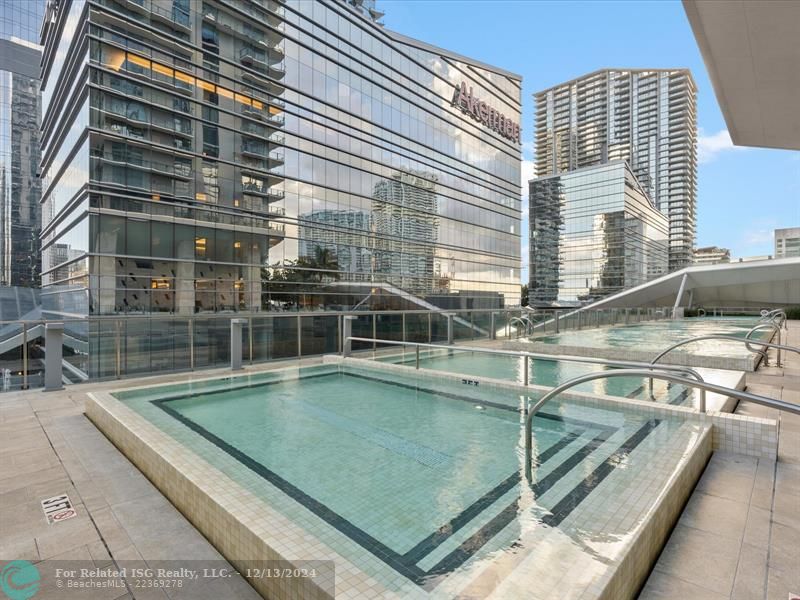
523,369,800,482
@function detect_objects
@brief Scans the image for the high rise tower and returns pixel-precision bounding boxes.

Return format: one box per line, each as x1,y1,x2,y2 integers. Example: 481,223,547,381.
0,0,44,287
534,69,697,271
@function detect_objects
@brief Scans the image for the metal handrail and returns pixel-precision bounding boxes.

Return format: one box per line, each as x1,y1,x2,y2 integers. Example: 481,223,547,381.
523,369,800,482
760,309,787,330
342,337,706,390
509,316,534,337
649,336,800,371
745,323,781,365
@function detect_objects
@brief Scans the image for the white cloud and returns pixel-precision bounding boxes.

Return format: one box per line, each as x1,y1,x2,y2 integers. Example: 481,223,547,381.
698,129,746,164
521,141,535,160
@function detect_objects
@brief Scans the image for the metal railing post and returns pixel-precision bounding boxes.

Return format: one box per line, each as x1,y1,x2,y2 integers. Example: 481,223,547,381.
490,312,497,340
372,314,377,350
415,345,420,369
22,323,28,390
555,310,559,333
115,320,122,379
44,322,64,392
402,313,406,342
248,317,253,364
428,313,432,343
446,313,454,344
523,356,529,386
294,314,301,358
189,319,194,371
342,316,356,356
230,318,246,370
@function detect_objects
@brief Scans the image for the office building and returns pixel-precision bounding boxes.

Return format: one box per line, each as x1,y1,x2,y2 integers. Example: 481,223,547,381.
534,68,697,272
0,0,44,287
693,246,730,266
529,161,668,306
775,227,800,259
39,0,522,376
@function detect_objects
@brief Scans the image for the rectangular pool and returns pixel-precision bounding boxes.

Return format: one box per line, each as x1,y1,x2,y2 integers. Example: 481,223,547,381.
101,363,711,599
377,350,696,406
520,317,771,370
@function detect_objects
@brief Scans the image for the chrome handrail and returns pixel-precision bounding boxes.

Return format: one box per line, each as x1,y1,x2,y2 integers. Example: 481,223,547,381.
650,336,799,370
509,316,534,337
342,337,706,389
760,309,787,330
523,369,800,482
745,323,781,365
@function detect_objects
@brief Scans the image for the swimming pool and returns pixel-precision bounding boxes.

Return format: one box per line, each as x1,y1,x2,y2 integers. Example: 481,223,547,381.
377,349,696,406
534,317,765,355
517,317,772,370
98,363,711,599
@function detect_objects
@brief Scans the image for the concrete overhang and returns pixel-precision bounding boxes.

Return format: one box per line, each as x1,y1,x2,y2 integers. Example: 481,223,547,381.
582,257,800,309
683,0,800,150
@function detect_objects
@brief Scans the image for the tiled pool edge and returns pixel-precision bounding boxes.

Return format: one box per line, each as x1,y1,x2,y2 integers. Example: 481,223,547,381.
328,356,778,461
598,427,712,600
85,391,341,600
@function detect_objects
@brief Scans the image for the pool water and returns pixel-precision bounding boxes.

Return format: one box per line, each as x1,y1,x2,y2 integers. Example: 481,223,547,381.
378,350,694,406
533,317,767,358
113,364,708,598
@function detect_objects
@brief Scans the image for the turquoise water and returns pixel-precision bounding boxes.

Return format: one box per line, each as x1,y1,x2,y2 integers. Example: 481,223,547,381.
533,317,767,357
379,350,692,405
112,364,702,593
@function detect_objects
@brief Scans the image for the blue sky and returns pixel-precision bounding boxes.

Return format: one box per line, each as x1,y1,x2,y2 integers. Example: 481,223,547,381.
380,0,800,281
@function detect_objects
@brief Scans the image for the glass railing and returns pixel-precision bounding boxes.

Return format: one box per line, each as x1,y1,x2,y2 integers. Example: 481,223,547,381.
0,306,690,392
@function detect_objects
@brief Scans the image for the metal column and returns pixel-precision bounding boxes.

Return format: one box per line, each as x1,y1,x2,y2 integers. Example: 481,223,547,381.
342,316,356,356
446,313,454,345
490,312,497,340
230,318,247,370
44,322,64,392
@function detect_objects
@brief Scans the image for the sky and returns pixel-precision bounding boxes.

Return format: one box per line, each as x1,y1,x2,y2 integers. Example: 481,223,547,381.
380,0,800,282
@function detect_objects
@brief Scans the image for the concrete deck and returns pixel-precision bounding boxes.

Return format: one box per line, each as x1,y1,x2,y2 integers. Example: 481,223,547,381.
640,321,800,599
0,357,324,599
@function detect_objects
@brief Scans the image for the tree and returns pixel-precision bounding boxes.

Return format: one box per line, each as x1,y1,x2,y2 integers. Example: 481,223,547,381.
520,284,529,307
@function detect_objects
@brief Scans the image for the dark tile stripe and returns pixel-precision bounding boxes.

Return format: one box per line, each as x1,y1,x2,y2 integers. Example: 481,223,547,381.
626,384,646,399
151,370,339,403
150,369,643,590
153,399,428,584
402,430,583,564
541,419,662,527
423,429,613,579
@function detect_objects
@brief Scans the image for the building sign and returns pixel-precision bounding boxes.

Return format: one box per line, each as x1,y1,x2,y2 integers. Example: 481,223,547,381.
451,82,521,144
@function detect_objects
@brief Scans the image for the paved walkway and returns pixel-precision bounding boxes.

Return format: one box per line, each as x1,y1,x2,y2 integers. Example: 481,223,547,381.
640,321,800,599
0,358,322,599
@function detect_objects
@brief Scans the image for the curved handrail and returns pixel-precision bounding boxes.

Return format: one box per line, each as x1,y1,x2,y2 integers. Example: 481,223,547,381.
760,308,786,325
523,369,800,482
760,309,787,330
509,316,534,337
650,335,799,369
745,322,781,365
342,337,706,386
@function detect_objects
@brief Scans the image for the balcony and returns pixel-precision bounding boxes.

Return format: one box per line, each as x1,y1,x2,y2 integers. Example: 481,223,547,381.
240,105,285,128
149,3,191,32
239,47,285,78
